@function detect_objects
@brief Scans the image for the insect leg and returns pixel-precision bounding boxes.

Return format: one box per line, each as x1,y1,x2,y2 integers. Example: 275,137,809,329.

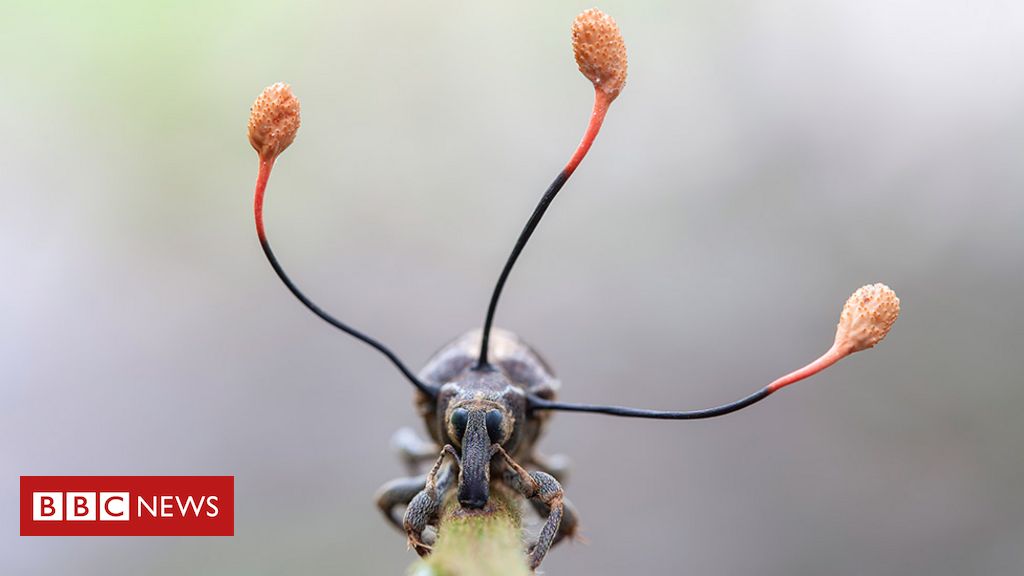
495,446,565,570
529,495,579,547
374,474,426,531
403,445,459,557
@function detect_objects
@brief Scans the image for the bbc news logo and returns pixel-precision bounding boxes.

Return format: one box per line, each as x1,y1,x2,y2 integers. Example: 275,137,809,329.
32,491,219,522
20,476,233,536
33,491,132,521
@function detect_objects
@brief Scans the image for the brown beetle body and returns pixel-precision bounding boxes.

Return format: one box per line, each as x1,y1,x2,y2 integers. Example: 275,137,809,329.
417,328,558,461
378,329,576,568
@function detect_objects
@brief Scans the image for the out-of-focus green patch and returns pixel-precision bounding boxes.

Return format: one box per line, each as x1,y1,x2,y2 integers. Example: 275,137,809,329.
409,486,530,576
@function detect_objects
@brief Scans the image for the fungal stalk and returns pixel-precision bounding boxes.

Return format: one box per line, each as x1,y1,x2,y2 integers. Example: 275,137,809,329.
248,82,437,398
476,8,629,368
530,284,901,418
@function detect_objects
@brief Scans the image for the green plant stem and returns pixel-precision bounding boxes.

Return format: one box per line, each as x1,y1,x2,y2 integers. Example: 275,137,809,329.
408,486,530,576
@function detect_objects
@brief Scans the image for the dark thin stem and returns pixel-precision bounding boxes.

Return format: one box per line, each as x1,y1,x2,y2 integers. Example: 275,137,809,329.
477,170,569,368
528,387,773,420
526,343,853,419
254,158,437,399
477,89,611,368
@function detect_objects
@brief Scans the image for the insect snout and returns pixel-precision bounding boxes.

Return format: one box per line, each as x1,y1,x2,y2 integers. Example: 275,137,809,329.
448,404,508,509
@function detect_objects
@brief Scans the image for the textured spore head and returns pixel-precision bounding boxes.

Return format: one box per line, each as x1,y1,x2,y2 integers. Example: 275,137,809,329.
248,82,301,161
572,8,627,100
835,283,900,353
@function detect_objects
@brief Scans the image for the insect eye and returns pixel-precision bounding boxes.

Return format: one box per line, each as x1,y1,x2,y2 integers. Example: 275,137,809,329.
450,408,469,440
485,410,504,444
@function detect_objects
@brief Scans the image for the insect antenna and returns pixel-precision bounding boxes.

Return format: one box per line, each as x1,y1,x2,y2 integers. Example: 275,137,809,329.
529,285,900,420
248,83,438,399
477,9,628,369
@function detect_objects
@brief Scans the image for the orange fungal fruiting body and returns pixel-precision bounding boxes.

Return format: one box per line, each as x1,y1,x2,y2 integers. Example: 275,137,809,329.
572,8,628,100
248,82,301,161
835,283,901,354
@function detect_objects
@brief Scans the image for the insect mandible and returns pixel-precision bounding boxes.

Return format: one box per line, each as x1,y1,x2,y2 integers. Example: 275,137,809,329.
246,8,900,571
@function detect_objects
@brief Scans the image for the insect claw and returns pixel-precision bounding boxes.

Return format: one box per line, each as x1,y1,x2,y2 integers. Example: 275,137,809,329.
442,444,461,467
407,535,433,557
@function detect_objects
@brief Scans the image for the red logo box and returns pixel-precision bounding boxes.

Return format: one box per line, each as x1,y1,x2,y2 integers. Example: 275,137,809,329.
20,476,233,536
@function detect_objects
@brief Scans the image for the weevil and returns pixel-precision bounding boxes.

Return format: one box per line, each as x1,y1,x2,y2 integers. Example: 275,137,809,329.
247,8,900,571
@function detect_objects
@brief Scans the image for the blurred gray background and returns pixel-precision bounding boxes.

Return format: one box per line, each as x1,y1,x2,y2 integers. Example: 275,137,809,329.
3,1,1023,574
